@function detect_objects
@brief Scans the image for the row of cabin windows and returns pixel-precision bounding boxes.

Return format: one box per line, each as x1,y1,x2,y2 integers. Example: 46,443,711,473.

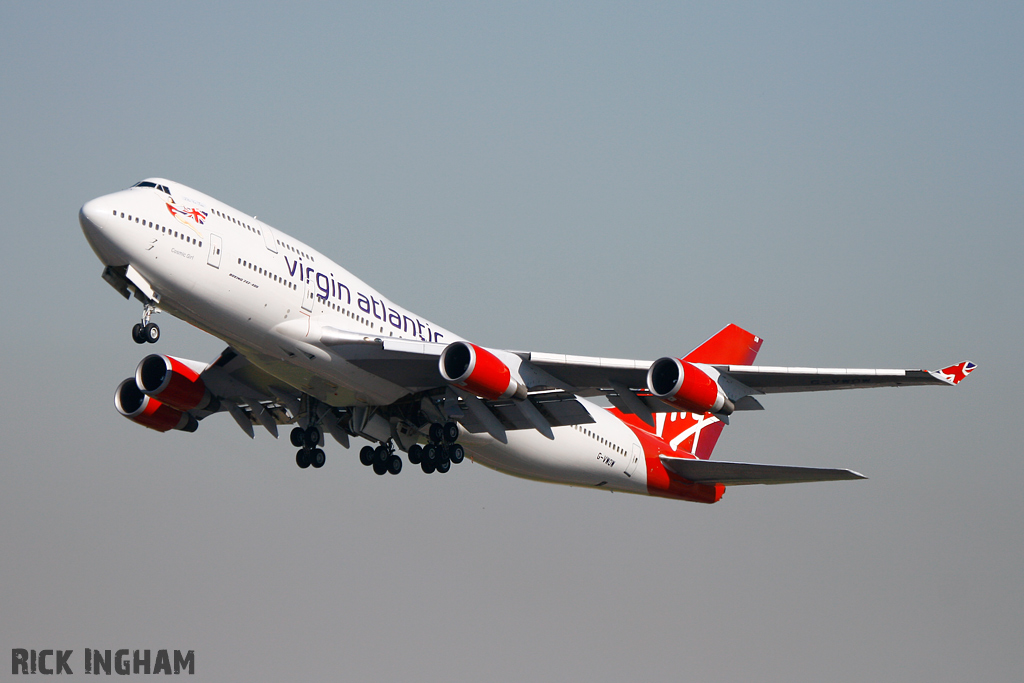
115,210,202,247
319,296,384,333
212,208,261,236
237,258,297,290
573,424,627,456
277,239,313,262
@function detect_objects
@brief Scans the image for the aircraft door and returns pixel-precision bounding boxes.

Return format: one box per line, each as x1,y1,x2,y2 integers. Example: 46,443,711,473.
256,219,277,253
207,234,222,268
301,282,314,312
624,443,640,478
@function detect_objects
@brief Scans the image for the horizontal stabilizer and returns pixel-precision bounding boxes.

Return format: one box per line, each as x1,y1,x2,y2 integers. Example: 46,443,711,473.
660,456,866,486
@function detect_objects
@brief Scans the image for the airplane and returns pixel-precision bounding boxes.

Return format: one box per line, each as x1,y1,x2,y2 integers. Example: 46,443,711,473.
78,178,975,504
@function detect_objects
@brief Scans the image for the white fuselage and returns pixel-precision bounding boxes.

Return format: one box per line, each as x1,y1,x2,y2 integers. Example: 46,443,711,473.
80,179,652,497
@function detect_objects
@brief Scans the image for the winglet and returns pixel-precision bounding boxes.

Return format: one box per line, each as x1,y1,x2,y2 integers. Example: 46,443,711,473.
928,361,977,386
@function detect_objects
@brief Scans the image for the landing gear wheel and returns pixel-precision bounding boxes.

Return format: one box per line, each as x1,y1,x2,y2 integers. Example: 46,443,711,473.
372,460,388,475
132,323,146,344
310,448,326,468
387,455,402,474
449,444,465,464
421,460,435,474
290,427,306,448
423,444,438,464
443,421,459,443
296,449,311,469
436,457,451,474
304,426,321,448
373,445,390,466
359,446,375,466
407,444,423,465
144,323,160,343
429,423,444,443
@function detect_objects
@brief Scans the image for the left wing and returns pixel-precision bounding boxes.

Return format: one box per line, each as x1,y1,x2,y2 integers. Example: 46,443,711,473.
324,326,975,431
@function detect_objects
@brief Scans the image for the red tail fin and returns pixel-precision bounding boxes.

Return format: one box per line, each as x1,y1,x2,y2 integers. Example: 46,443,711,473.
614,325,763,460
684,324,763,365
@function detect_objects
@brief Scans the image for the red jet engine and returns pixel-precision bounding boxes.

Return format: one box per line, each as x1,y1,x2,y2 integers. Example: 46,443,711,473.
135,354,216,412
647,357,735,415
439,341,527,400
114,378,198,432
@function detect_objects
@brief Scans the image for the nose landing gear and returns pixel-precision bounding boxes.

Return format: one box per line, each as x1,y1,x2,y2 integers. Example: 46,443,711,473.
131,303,160,344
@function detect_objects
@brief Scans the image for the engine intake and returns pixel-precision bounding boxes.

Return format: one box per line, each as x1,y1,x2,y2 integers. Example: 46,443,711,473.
439,341,527,400
115,378,198,432
647,357,735,415
136,354,215,412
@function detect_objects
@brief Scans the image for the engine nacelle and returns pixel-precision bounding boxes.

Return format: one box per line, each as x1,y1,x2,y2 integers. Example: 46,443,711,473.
439,341,527,400
135,354,215,412
115,378,198,432
647,357,735,415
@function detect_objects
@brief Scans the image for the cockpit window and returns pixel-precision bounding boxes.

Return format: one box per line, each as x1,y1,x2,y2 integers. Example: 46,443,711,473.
132,181,172,195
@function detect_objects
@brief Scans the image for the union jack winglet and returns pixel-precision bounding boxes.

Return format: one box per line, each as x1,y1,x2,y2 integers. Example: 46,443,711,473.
930,361,977,385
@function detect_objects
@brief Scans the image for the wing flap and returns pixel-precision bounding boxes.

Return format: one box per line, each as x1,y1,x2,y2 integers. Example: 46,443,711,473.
660,456,866,486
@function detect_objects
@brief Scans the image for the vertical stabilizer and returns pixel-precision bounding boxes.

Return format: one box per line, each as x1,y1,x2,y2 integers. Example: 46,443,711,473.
683,323,763,365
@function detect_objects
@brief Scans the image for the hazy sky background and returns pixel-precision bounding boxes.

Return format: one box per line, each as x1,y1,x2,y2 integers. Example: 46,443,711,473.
1,2,1021,680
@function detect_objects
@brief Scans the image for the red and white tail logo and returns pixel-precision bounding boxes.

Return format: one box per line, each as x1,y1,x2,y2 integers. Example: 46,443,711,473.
654,411,724,460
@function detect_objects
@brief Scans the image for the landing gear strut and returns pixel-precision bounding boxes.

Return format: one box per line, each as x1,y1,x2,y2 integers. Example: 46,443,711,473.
131,303,160,344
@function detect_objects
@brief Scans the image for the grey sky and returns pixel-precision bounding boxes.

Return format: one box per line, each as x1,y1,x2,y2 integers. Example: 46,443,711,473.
1,2,1021,680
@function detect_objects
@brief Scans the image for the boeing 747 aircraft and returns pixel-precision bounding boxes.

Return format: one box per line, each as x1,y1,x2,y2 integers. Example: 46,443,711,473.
79,178,974,503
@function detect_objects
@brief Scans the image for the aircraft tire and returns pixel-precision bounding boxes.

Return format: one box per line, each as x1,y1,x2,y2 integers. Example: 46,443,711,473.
421,460,435,474
443,421,459,443
436,458,451,474
423,444,438,464
387,455,402,474
296,449,311,469
372,460,388,475
373,445,390,465
429,423,444,444
359,446,375,466
310,448,325,468
131,323,146,344
144,323,160,343
305,426,321,448
449,444,465,464
407,444,422,464
290,427,305,448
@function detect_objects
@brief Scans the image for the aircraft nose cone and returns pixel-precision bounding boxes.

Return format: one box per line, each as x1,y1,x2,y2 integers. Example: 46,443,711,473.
79,195,128,267
79,197,106,237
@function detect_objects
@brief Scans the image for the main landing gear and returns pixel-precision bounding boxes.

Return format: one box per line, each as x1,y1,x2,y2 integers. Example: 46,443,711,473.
356,421,465,476
359,442,403,476
407,421,465,475
131,303,160,344
291,425,325,469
